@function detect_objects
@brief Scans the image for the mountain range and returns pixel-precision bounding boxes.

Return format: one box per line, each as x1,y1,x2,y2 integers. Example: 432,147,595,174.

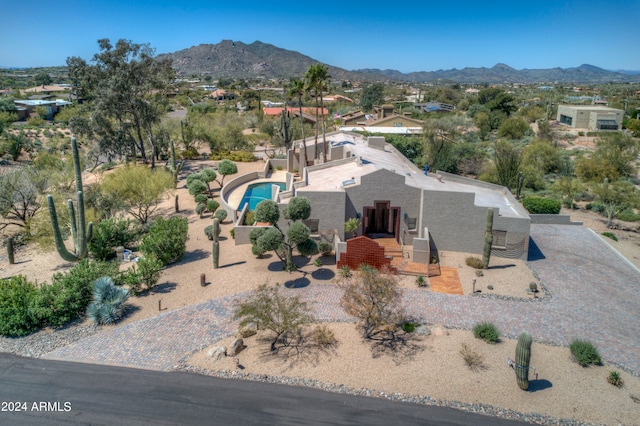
158,40,640,84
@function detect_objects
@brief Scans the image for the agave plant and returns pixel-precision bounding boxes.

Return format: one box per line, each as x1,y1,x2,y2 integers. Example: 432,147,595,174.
87,276,130,325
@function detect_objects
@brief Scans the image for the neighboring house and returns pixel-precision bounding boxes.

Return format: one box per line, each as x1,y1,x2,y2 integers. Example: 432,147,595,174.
414,102,455,113
227,131,531,264
556,105,623,131
340,105,424,134
262,107,328,124
24,84,68,94
322,94,354,103
209,89,234,102
13,99,71,120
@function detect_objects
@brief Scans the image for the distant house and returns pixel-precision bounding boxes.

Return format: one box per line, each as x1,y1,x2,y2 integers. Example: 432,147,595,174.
414,102,455,113
13,99,71,120
556,105,623,131
322,94,354,103
24,85,68,94
339,105,424,134
263,107,328,124
209,89,234,102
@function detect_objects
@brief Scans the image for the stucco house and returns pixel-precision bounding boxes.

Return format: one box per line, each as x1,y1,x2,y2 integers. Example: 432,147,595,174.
224,131,531,274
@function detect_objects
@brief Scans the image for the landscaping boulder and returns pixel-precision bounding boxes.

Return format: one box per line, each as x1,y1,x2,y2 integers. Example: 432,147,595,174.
239,323,258,338
207,346,227,361
230,338,244,355
431,324,450,336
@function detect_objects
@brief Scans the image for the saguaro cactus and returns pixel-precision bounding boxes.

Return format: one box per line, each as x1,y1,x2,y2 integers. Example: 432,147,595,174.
6,237,15,265
48,137,93,262
167,139,183,189
516,331,532,390
482,208,494,269
212,217,220,269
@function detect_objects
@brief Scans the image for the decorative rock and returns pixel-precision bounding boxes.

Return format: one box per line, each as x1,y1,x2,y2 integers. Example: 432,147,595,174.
207,346,227,361
239,323,258,338
431,324,449,336
415,325,431,336
230,338,244,355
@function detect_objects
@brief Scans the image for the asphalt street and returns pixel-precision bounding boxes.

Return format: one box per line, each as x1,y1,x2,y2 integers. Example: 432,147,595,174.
0,354,526,426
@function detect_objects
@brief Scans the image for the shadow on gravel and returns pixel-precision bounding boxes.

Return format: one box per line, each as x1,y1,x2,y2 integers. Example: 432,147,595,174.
527,238,546,261
153,282,178,294
311,268,335,281
284,277,310,289
528,379,553,392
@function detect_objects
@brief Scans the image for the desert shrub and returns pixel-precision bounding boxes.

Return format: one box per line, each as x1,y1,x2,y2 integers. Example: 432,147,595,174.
188,179,207,196
230,228,235,239
416,275,427,287
570,339,602,366
251,243,266,257
243,210,256,225
402,321,416,333
522,197,561,214
196,203,206,216
140,216,188,265
616,209,640,222
89,217,138,261
37,259,120,327
234,283,315,352
194,194,208,204
602,232,618,241
311,324,337,347
460,343,485,371
339,265,352,278
180,147,200,159
204,222,221,241
86,277,130,325
0,276,41,337
206,199,220,214
607,371,624,387
313,258,322,267
210,151,256,162
186,172,202,187
214,209,228,222
120,255,163,294
465,257,484,269
585,202,606,213
473,322,501,344
318,242,333,256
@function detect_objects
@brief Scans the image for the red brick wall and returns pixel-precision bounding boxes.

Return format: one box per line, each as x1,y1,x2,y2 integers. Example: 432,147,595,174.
337,236,396,273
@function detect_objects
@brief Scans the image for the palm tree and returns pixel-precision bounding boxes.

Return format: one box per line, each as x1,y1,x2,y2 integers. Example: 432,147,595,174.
315,65,330,162
289,78,307,156
304,65,320,160
304,64,331,162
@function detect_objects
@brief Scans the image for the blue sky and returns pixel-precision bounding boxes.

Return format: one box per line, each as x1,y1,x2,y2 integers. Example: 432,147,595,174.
2,0,639,72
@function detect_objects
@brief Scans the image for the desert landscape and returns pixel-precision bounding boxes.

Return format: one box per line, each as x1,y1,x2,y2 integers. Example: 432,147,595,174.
2,158,640,425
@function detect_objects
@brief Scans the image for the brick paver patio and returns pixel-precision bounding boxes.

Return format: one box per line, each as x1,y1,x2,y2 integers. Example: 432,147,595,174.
44,225,640,374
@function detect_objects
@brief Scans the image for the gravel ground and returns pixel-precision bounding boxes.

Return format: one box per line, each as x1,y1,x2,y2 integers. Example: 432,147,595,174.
0,322,98,358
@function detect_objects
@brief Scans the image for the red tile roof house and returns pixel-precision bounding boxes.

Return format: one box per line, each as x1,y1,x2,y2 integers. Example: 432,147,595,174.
221,131,532,277
262,107,328,124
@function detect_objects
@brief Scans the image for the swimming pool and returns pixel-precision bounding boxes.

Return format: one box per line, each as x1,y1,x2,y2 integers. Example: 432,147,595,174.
240,182,286,211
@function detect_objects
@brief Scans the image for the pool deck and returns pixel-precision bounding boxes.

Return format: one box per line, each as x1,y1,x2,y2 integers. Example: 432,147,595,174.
225,170,288,210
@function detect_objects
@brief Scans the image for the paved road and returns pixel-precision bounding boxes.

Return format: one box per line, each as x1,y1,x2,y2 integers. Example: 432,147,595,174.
0,353,526,426
44,225,640,375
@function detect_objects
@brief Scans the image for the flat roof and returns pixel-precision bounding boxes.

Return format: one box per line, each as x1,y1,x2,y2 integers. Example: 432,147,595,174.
559,105,622,112
299,132,527,219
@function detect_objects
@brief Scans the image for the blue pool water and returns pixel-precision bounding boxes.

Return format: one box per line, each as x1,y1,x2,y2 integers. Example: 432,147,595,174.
240,182,286,211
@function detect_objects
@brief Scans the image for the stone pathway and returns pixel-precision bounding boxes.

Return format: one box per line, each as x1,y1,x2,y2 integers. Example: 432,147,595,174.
44,225,640,374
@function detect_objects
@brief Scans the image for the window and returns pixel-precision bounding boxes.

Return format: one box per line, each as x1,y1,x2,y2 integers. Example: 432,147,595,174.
406,217,417,231
597,120,618,130
560,115,572,126
303,219,319,234
492,231,507,249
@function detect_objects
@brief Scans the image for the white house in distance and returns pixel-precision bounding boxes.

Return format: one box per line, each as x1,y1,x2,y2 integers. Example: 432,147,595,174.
556,105,623,131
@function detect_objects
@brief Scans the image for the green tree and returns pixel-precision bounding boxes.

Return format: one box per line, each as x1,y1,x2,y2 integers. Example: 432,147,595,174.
593,178,640,228
67,39,175,166
339,265,405,339
33,72,52,86
551,177,583,209
0,166,48,232
304,64,330,161
233,283,315,352
493,140,523,190
215,159,237,188
100,165,174,224
575,132,639,182
359,83,385,112
251,197,318,272
498,117,530,139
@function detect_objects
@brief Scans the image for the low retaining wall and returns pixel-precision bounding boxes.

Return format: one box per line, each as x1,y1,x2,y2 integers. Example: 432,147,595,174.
529,214,582,225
